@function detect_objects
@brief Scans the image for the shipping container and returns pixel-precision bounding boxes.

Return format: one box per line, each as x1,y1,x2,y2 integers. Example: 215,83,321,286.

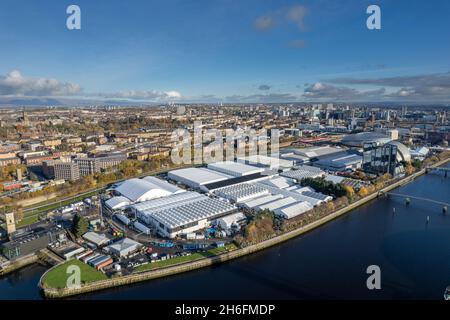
84,253,100,264
89,255,110,267
76,249,93,260
96,258,113,270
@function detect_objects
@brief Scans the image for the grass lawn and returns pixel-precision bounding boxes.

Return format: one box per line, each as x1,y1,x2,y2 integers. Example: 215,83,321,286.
16,215,39,228
135,253,204,272
135,243,238,272
42,259,107,289
25,190,100,215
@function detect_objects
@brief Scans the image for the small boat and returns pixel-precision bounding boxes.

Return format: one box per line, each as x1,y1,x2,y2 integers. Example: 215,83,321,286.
444,286,450,300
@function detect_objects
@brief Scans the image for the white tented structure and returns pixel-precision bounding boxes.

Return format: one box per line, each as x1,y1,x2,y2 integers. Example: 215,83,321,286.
216,212,247,230
131,191,238,238
255,197,298,212
207,161,264,177
273,201,314,219
214,183,269,203
105,196,131,211
114,177,184,203
239,194,284,209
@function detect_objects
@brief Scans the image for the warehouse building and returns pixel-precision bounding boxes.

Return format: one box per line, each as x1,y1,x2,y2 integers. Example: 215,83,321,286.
273,201,314,219
207,161,264,177
104,196,131,212
280,146,344,164
280,166,325,181
82,231,111,247
213,183,269,203
314,152,363,172
106,238,142,258
132,191,238,238
167,167,232,190
237,155,294,170
239,194,284,209
215,212,247,230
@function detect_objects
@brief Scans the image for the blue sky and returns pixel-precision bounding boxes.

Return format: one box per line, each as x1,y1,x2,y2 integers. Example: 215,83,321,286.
0,0,449,103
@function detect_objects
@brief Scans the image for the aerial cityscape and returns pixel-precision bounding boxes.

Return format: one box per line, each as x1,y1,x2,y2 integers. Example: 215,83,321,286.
0,0,449,307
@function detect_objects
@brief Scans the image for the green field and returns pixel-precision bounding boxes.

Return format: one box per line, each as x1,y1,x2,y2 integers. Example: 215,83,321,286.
135,243,238,272
42,259,107,289
16,215,39,228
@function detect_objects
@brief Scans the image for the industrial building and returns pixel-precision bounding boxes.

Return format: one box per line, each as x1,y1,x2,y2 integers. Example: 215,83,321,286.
82,231,111,247
167,167,232,190
104,196,131,212
1,224,65,260
114,176,184,203
131,191,238,238
236,155,294,170
106,238,142,258
280,146,344,164
207,161,264,177
314,152,363,172
280,165,325,181
213,183,269,203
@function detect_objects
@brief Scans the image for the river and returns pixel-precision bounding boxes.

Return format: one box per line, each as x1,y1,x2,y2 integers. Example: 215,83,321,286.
1,164,449,300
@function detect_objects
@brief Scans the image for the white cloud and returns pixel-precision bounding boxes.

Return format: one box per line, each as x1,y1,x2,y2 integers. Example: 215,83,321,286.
101,89,182,101
0,70,82,96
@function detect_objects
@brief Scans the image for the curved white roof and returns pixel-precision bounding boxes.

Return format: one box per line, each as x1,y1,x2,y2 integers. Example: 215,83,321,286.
388,141,411,162
142,176,184,194
115,178,173,202
105,196,131,210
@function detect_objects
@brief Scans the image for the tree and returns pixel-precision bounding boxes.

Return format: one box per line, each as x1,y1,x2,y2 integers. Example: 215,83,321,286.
14,206,24,222
343,185,355,201
72,213,89,237
358,187,369,198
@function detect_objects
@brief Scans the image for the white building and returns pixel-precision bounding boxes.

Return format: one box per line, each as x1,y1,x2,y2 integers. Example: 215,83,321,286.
132,191,238,238
216,212,247,230
114,177,184,203
207,161,264,177
106,238,142,258
237,155,294,170
214,183,269,203
168,167,232,190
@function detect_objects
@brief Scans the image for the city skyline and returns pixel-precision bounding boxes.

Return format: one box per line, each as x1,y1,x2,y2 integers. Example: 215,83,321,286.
0,0,450,104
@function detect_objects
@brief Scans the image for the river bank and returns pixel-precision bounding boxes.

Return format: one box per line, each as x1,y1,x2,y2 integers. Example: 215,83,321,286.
38,157,450,298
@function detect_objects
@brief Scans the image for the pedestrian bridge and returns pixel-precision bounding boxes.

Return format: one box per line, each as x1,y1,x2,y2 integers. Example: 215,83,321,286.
425,166,450,176
385,192,450,207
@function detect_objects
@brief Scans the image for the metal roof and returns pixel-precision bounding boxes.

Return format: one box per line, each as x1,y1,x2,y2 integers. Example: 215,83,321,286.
168,167,232,187
115,178,173,202
207,161,264,177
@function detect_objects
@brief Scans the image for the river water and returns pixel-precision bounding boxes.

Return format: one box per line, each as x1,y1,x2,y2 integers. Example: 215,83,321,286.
1,164,449,300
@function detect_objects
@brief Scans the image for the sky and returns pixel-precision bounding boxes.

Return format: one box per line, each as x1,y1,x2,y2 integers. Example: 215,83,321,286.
0,0,449,104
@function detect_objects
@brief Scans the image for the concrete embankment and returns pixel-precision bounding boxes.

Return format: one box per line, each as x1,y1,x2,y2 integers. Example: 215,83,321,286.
40,157,450,298
0,254,39,276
